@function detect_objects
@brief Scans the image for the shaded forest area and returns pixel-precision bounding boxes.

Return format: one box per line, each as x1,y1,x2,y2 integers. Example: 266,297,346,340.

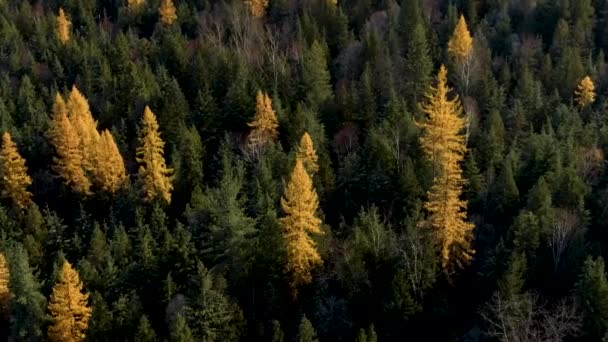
1,0,608,340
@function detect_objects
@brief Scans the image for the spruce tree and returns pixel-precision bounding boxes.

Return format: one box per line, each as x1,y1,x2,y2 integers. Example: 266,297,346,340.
301,41,332,109
48,261,92,342
0,132,32,210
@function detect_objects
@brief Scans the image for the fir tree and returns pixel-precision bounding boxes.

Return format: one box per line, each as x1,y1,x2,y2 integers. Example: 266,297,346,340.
301,41,332,109
170,314,194,342
48,261,92,342
135,315,157,342
280,158,323,291
56,8,71,44
419,66,474,269
136,106,173,203
0,132,32,210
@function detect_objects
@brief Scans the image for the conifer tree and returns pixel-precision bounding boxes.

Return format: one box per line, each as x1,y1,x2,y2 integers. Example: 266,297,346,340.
128,0,145,12
280,158,323,291
296,132,319,174
57,8,71,44
48,94,92,195
0,132,32,210
247,91,279,156
48,261,92,342
419,66,474,269
67,86,99,172
404,23,432,105
301,41,332,109
576,256,608,340
92,130,126,193
575,75,596,108
159,0,177,26
170,314,194,342
298,315,319,342
246,0,268,18
136,106,173,203
0,253,10,318
448,15,474,93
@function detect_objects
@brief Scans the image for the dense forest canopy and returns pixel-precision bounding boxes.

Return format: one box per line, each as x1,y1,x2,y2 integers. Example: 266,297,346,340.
2,0,608,340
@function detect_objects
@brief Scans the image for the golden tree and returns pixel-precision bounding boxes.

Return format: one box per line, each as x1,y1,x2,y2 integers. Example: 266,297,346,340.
127,0,145,11
67,86,99,172
419,65,474,269
448,15,474,94
575,75,596,108
296,132,319,175
91,130,127,193
57,8,71,44
49,94,92,195
0,253,11,318
247,91,279,156
136,106,173,203
245,0,269,18
48,261,92,342
280,158,323,292
0,132,32,210
159,0,177,26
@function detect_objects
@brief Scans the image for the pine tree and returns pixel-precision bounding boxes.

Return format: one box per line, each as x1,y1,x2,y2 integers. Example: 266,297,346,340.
0,253,10,318
296,132,319,175
92,130,126,193
57,8,71,44
48,261,92,342
575,75,596,108
247,91,279,156
280,158,323,291
419,66,474,269
48,94,92,195
0,132,32,210
136,106,173,203
159,0,177,26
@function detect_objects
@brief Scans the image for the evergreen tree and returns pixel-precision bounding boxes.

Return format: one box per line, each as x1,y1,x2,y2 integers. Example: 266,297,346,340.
296,132,319,175
301,41,332,109
48,261,92,342
0,132,32,210
280,158,323,291
136,106,173,204
170,314,194,342
419,66,474,269
159,0,177,26
135,315,157,342
404,23,432,105
297,315,319,342
56,8,71,44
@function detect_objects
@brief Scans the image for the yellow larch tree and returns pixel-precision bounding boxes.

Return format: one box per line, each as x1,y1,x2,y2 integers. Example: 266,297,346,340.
159,0,177,26
48,261,92,342
296,132,319,175
127,0,145,11
67,86,99,172
245,0,269,18
136,106,173,203
48,94,92,195
448,15,474,94
56,8,71,44
575,75,596,108
419,65,474,270
280,158,323,292
91,130,127,193
247,90,279,156
0,132,32,210
0,253,11,318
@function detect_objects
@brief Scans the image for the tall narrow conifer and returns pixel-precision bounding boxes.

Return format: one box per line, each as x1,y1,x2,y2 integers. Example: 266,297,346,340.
0,132,32,209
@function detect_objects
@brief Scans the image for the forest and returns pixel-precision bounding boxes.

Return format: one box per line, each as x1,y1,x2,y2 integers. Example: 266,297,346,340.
1,0,608,340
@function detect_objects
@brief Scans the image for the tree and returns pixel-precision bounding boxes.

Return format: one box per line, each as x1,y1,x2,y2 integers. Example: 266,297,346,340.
448,15,474,94
247,91,279,156
92,130,126,193
576,256,608,340
136,106,173,203
301,41,332,109
159,0,177,26
0,132,32,210
48,261,92,342
57,8,71,44
48,94,92,195
0,253,10,318
419,66,474,269
170,314,194,342
128,0,145,12
135,315,157,342
67,86,99,173
296,132,319,175
246,0,268,18
298,315,319,342
574,75,596,108
404,23,432,105
280,158,323,291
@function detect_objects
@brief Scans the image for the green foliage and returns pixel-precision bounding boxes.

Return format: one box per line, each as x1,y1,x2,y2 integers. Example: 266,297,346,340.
576,256,608,340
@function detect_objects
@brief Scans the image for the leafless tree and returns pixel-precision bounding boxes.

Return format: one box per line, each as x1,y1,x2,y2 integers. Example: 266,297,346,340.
549,209,583,271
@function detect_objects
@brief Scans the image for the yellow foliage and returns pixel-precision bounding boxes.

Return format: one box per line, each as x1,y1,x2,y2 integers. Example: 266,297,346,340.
419,65,474,269
127,0,145,11
92,130,127,193
0,253,11,318
575,75,596,108
296,132,319,175
136,106,173,203
448,15,473,63
0,132,32,210
159,0,177,26
57,8,71,44
49,94,92,195
48,261,92,342
247,91,279,155
280,158,323,291
245,0,269,18
67,86,99,173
